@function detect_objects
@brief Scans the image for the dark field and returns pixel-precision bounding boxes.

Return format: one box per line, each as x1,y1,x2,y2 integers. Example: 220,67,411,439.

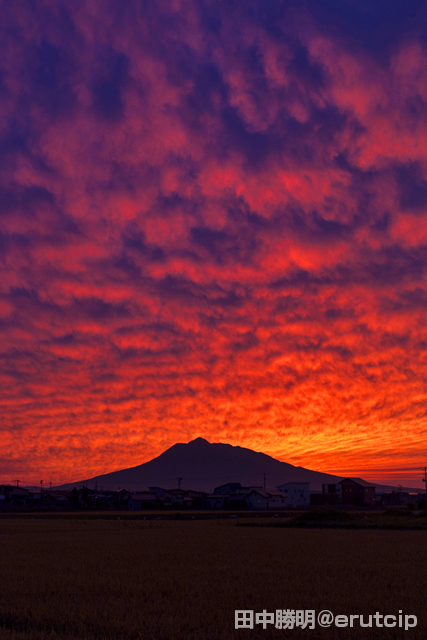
240,508,427,529
0,516,426,640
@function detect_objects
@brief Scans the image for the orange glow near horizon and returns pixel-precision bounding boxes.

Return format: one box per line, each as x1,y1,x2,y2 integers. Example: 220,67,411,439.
1,2,427,489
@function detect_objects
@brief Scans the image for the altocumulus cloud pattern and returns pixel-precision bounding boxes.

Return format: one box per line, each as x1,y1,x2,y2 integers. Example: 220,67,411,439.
1,0,427,485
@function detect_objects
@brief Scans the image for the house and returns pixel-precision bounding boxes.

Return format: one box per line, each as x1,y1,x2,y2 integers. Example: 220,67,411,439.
245,490,271,509
245,489,287,509
0,485,30,508
128,492,158,510
163,489,200,508
263,490,288,508
212,483,263,507
0,485,29,495
207,484,289,509
339,478,376,506
148,487,205,508
322,478,376,506
165,489,186,506
27,492,64,510
149,487,168,496
52,493,71,508
276,482,310,507
148,487,200,509
213,483,243,495
0,485,30,499
88,493,110,508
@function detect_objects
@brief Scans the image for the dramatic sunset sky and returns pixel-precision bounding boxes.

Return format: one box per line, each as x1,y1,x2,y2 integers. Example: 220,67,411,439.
1,0,427,487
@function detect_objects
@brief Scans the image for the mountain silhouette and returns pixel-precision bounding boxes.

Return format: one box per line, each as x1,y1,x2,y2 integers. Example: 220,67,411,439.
57,437,381,492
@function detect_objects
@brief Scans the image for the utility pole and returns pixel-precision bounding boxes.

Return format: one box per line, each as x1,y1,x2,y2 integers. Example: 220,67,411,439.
177,477,183,490
49,481,52,492
40,480,43,494
14,480,20,487
422,467,427,498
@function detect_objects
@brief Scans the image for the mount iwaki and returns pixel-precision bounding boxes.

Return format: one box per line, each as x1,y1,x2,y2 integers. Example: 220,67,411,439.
56,438,413,493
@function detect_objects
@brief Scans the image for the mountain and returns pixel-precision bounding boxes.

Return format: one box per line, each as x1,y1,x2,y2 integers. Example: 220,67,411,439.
56,437,408,493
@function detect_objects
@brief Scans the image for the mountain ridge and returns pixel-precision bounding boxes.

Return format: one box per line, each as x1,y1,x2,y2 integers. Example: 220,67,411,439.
54,438,420,494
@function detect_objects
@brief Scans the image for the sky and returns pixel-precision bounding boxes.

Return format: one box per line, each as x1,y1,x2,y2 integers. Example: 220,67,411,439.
1,0,427,488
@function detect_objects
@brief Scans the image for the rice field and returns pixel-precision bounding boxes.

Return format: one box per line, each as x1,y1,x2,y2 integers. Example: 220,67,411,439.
0,516,426,639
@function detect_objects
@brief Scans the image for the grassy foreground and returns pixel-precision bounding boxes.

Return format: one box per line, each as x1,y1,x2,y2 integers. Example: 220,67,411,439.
0,517,426,639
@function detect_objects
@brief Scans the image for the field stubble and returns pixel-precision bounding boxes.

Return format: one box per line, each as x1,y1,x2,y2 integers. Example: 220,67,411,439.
0,517,425,639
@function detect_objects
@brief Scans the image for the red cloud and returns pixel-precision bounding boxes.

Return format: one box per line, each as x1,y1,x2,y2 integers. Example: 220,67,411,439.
0,1,426,486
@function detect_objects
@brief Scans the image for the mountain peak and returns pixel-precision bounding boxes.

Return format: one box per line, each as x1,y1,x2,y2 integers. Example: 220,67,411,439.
187,437,211,445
